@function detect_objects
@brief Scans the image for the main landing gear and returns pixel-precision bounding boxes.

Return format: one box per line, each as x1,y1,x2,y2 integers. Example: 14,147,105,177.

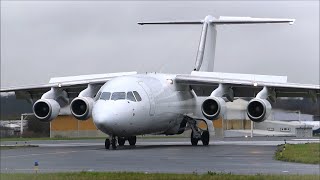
187,117,210,146
105,136,137,150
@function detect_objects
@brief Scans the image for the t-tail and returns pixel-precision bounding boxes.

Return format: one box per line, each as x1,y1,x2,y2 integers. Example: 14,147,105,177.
138,15,295,72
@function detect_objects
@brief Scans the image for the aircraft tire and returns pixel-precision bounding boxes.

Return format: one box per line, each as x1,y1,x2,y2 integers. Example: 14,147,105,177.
105,139,110,149
191,131,198,146
118,137,125,146
128,136,136,146
201,130,209,146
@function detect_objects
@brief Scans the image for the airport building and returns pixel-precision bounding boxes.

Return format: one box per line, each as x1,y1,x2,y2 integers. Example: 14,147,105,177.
0,114,314,138
50,116,105,138
49,115,313,138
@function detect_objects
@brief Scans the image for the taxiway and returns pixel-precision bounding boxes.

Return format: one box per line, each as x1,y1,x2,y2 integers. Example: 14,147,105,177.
1,137,319,174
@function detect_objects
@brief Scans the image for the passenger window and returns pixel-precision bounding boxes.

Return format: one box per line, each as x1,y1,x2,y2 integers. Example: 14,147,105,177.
133,91,142,101
99,92,111,100
126,92,136,102
111,92,126,100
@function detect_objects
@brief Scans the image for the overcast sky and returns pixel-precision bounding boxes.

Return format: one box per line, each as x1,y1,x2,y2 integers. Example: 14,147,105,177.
1,1,319,88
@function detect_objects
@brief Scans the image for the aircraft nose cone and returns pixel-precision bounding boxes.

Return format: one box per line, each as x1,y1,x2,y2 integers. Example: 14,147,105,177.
92,100,133,135
93,110,112,126
92,101,117,134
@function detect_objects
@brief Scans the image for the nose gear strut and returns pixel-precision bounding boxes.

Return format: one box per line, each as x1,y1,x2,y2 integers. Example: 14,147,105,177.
105,136,137,150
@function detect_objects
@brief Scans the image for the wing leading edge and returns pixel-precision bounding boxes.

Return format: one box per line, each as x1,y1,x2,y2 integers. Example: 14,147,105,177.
175,71,320,99
0,72,137,101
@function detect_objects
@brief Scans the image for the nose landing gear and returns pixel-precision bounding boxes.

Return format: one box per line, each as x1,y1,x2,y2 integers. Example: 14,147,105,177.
104,136,137,150
118,137,126,146
111,136,117,149
104,136,117,149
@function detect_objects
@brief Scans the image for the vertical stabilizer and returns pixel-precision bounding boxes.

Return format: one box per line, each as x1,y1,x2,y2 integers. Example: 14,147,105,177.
195,15,217,72
201,23,217,72
138,15,295,72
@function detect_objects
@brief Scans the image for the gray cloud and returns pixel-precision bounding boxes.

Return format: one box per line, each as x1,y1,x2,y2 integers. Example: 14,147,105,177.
1,1,319,88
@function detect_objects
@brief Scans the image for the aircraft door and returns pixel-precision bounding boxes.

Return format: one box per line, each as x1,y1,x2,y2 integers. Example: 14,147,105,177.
138,81,155,116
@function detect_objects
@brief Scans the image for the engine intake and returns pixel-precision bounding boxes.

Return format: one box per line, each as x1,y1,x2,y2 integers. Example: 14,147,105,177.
247,98,271,122
70,97,94,120
201,97,226,120
33,99,60,122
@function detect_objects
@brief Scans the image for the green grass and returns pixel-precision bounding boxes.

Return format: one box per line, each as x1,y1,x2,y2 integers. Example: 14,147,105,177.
0,172,319,180
275,143,320,164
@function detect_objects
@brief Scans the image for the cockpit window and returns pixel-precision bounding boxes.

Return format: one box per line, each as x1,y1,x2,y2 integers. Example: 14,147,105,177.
133,91,142,101
99,92,111,100
126,92,136,102
111,92,126,100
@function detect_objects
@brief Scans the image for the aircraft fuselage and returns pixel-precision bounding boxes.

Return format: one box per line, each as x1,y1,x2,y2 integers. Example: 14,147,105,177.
92,73,197,137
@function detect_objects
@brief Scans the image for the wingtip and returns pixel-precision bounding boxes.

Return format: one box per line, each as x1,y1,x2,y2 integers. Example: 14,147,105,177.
289,19,295,25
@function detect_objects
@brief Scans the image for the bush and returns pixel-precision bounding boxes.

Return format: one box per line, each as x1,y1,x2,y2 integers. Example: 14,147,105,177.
26,118,49,137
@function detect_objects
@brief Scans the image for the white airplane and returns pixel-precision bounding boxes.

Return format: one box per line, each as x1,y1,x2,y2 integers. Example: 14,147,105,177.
1,15,319,150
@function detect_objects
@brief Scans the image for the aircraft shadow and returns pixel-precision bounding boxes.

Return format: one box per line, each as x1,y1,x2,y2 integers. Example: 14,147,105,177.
94,144,212,151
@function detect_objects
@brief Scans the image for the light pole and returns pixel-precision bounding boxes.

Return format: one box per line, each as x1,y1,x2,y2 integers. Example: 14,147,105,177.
297,110,301,123
251,121,253,138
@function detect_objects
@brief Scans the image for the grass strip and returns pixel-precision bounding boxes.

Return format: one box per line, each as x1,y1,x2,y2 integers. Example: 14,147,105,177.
0,172,319,180
275,143,320,164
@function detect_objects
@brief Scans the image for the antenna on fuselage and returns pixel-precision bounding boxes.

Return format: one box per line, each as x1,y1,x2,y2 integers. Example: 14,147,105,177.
138,15,295,72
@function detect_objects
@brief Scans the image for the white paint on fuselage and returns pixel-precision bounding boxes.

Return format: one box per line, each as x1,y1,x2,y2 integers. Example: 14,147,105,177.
92,73,198,137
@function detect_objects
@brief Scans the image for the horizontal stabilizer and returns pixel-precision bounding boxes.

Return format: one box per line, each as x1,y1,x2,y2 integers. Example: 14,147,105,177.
138,15,295,73
138,16,295,25
138,21,202,25
215,16,295,25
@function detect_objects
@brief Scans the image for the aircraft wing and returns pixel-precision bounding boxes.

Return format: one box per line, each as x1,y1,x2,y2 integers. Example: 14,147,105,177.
0,72,137,101
175,71,320,99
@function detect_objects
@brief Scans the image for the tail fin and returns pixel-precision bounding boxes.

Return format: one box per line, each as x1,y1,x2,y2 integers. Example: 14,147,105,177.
138,15,295,72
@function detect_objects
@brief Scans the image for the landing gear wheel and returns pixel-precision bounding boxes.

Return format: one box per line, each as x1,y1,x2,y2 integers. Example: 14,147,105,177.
105,138,110,149
111,137,117,150
201,130,209,146
118,137,125,146
128,136,136,146
191,131,199,146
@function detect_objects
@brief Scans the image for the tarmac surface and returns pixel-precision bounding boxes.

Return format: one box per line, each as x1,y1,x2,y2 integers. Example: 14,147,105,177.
1,137,319,174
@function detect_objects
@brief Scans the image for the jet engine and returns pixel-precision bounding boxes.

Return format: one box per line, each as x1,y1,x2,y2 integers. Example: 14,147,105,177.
70,97,94,120
246,98,271,122
33,99,60,122
201,97,226,120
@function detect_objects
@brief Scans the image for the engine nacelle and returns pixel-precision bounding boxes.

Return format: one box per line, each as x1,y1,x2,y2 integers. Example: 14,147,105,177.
70,97,94,120
33,99,60,122
201,97,226,120
246,98,272,122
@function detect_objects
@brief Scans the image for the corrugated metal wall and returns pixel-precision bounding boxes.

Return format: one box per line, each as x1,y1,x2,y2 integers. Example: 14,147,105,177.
51,115,250,138
51,116,105,138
